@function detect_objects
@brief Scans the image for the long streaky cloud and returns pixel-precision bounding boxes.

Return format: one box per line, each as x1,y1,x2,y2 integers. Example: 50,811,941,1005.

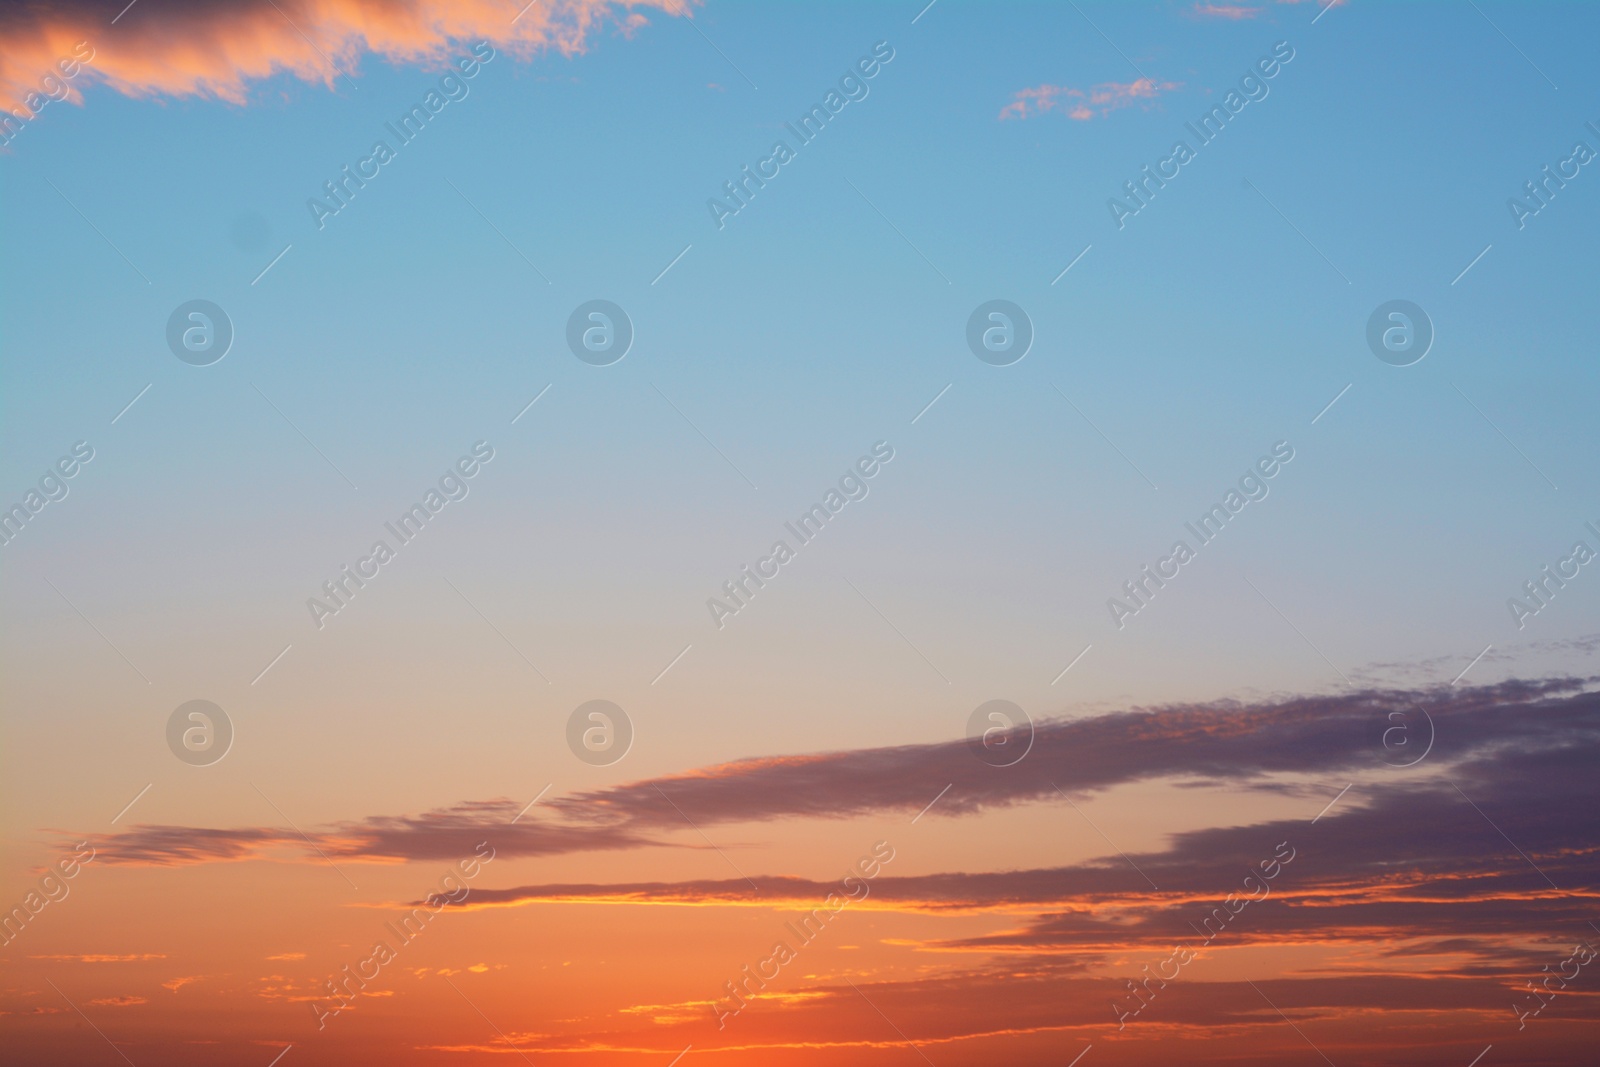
432,759,1599,964
545,676,1597,829
75,678,1598,869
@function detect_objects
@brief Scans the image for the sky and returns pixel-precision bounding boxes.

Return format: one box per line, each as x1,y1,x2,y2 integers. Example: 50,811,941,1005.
1,0,1598,1064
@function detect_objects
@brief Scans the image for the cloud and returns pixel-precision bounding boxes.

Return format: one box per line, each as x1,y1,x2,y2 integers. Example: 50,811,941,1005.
76,679,1600,864
73,824,304,866
75,678,1600,893
918,768,1600,958
418,963,1580,1062
77,797,656,866
405,688,1600,1063
28,953,167,962
425,874,886,912
432,759,1599,968
999,77,1180,122
25,670,1600,1067
87,995,147,1007
1192,3,1263,18
537,676,1595,832
161,975,205,993
1351,632,1600,686
0,0,685,114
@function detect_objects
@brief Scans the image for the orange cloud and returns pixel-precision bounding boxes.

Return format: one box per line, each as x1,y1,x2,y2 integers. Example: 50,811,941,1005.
0,0,685,114
87,995,147,1007
28,953,166,962
999,77,1181,122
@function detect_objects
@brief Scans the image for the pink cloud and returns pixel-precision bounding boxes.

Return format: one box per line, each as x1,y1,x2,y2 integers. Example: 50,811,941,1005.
999,77,1180,122
0,0,685,114
1193,2,1263,17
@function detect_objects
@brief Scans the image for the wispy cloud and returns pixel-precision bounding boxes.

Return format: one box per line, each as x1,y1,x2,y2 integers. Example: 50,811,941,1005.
29,953,167,962
1191,3,1263,19
999,77,1181,122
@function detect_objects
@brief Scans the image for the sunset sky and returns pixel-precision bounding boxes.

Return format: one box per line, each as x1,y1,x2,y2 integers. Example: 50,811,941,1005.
2,1,1598,1065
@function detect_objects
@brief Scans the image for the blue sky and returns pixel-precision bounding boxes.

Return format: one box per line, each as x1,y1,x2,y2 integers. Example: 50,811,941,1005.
3,0,1597,841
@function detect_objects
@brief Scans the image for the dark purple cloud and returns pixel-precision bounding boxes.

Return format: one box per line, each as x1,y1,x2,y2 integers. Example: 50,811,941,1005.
79,678,1599,872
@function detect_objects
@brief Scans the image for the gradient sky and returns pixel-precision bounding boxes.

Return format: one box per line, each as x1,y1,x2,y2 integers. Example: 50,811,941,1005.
3,1,1598,1065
